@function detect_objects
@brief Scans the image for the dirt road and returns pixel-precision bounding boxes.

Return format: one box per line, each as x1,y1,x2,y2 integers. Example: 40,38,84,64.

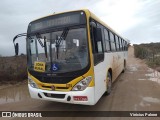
0,46,160,120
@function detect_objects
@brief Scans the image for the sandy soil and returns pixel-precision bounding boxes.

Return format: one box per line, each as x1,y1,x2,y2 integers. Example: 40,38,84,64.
0,46,160,120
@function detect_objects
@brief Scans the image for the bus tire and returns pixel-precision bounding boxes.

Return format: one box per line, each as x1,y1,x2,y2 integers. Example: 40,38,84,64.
104,72,112,96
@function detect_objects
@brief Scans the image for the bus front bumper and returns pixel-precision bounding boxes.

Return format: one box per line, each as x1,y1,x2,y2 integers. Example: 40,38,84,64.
28,84,95,105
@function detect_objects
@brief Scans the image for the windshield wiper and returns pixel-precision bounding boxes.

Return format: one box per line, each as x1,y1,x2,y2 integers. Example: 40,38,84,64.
35,33,48,58
55,28,69,59
36,33,44,47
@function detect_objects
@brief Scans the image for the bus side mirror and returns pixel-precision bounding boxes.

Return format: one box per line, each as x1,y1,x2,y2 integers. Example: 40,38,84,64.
15,43,19,56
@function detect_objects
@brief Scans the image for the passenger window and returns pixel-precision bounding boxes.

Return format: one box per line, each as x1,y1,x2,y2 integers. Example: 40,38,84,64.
125,42,128,51
119,38,122,51
104,29,111,51
97,41,103,52
122,39,124,51
109,32,116,51
115,35,119,51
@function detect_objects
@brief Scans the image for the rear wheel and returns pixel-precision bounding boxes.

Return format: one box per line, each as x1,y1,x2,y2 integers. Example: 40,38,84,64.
104,72,112,96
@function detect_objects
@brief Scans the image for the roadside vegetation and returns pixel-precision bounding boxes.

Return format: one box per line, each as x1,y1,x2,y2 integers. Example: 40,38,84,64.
0,55,27,84
134,42,160,71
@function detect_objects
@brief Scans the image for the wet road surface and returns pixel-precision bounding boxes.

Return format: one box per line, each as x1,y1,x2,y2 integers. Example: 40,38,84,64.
0,46,160,120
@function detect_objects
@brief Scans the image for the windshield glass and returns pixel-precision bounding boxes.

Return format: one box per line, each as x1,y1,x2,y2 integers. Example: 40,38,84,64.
27,27,89,73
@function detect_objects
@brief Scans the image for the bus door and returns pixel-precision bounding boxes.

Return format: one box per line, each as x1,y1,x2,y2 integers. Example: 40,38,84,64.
90,20,106,102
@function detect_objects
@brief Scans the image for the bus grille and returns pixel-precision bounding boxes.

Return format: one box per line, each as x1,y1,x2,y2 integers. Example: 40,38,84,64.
43,93,66,99
42,86,69,90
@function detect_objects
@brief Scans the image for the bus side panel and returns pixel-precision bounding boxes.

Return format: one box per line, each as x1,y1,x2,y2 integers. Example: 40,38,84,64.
113,52,124,81
94,53,113,103
112,51,127,82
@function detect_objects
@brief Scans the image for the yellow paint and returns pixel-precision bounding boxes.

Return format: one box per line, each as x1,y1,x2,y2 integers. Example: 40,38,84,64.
80,10,95,87
28,67,94,92
34,62,45,72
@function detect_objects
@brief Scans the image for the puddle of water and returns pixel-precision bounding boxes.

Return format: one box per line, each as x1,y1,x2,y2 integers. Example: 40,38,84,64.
147,68,153,72
0,84,30,104
139,101,150,107
128,65,138,72
143,97,160,104
126,71,133,74
139,96,160,107
134,104,137,110
145,69,160,84
138,79,146,81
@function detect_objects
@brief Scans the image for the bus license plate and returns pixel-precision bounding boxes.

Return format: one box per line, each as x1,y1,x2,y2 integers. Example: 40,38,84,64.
73,96,88,101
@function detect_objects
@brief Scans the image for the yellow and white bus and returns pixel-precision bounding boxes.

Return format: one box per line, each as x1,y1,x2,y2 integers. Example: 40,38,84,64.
13,9,128,105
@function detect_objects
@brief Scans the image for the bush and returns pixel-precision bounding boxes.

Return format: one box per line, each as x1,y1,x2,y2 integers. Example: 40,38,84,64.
134,45,149,59
134,43,160,69
0,55,27,83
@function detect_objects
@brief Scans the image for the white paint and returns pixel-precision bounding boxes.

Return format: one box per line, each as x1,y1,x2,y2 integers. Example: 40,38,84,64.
94,53,112,103
94,51,127,103
28,85,95,105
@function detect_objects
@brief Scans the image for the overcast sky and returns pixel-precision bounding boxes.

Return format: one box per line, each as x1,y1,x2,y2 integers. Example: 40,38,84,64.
0,0,160,56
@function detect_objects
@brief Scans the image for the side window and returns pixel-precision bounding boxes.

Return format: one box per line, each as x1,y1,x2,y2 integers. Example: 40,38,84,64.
97,41,103,52
125,41,128,51
115,35,119,51
124,41,126,51
109,31,116,51
95,23,103,53
104,28,111,51
122,39,125,51
121,39,124,51
121,39,123,51
119,38,122,51
122,39,125,50
90,19,104,65
126,42,128,51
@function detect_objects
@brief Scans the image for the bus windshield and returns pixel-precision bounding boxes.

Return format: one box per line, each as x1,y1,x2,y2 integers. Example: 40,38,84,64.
27,27,89,73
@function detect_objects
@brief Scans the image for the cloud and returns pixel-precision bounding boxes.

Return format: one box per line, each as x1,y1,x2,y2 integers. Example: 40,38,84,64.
0,0,160,56
122,0,160,44
0,0,100,56
92,0,144,32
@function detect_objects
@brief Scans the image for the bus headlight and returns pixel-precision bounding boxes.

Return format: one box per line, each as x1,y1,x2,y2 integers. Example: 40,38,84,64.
72,76,92,91
28,77,39,89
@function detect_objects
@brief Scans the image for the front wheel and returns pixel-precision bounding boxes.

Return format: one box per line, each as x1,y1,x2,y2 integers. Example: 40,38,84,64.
104,72,112,96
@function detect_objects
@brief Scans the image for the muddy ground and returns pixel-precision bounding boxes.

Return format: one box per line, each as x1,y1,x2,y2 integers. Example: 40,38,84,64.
0,46,160,120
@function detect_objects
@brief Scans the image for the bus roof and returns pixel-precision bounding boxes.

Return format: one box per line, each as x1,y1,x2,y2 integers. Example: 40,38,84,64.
87,10,127,42
30,9,127,42
30,9,88,23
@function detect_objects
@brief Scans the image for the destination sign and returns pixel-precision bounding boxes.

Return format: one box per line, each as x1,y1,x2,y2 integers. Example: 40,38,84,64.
29,11,86,32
